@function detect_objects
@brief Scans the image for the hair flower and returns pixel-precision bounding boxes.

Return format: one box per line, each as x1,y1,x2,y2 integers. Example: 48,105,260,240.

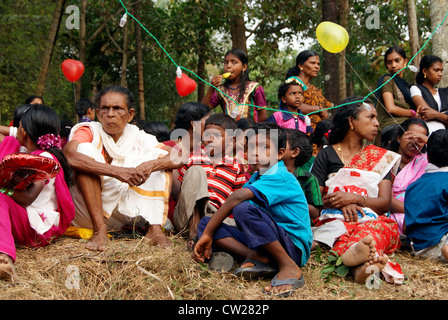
36,133,62,150
285,76,308,90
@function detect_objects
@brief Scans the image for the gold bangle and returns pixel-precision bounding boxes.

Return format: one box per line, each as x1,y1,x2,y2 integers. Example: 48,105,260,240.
361,195,367,207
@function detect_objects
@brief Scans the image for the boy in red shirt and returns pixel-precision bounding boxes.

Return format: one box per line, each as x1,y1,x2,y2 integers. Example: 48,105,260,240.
173,113,246,244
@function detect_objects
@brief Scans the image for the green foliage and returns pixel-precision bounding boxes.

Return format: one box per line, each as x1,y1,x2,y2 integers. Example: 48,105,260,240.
320,249,350,281
0,0,434,126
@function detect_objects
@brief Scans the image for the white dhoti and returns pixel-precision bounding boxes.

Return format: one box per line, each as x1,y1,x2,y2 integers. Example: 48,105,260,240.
69,122,172,231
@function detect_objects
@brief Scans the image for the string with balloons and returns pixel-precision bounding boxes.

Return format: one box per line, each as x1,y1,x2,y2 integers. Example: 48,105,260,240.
315,11,448,118
116,0,447,119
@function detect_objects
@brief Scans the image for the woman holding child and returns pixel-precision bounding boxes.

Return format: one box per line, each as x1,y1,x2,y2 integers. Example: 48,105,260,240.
311,96,403,284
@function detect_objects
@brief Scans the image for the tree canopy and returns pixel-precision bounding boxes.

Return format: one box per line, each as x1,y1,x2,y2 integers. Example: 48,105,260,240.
0,0,435,125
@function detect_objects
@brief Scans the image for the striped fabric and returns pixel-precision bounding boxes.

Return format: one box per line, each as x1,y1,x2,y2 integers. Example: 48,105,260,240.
179,151,246,209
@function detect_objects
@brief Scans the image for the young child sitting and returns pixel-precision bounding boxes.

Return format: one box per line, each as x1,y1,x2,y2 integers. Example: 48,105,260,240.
404,129,448,261
267,77,313,134
283,129,323,221
172,113,246,245
0,105,75,281
193,122,312,297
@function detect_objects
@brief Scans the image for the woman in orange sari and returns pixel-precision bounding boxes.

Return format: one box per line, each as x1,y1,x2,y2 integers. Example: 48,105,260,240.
311,96,403,285
285,50,332,132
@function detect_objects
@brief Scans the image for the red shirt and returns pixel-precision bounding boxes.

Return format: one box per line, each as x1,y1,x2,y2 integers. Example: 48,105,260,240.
179,151,246,209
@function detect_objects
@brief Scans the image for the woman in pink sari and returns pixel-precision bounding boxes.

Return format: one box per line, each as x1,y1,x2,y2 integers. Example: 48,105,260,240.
386,118,429,235
0,105,75,281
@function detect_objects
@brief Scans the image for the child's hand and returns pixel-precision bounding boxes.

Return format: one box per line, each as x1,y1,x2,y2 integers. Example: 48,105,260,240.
193,234,213,263
210,75,223,88
340,204,365,222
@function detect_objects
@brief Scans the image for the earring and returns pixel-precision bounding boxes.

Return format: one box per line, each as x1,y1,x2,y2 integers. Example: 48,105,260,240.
424,73,427,78
300,68,303,71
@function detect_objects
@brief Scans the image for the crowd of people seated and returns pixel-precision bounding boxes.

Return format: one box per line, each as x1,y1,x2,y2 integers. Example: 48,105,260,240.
1,47,447,298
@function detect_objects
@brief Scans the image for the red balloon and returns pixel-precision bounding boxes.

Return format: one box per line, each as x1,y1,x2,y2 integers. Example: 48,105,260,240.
61,59,85,82
0,153,60,190
176,72,197,97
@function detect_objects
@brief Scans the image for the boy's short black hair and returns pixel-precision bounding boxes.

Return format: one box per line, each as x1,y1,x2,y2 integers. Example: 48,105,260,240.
205,113,237,131
236,117,255,131
75,97,95,117
427,129,448,168
285,129,312,167
246,122,287,152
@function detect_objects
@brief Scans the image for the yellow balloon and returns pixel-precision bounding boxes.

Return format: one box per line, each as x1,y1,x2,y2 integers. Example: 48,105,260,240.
316,21,349,53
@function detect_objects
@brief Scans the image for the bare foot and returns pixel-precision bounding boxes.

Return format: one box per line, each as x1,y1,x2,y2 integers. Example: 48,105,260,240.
263,262,301,296
86,224,109,251
145,225,172,248
442,245,448,260
0,253,15,282
352,253,389,284
341,235,376,267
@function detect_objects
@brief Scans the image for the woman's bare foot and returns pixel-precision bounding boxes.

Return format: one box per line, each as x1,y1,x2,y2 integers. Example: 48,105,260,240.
442,245,448,260
145,225,172,248
352,253,389,284
342,235,376,267
86,224,109,251
0,253,15,282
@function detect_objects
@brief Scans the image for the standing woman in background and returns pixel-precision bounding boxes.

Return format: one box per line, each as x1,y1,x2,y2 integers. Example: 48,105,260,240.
375,46,416,146
202,49,268,122
285,50,331,131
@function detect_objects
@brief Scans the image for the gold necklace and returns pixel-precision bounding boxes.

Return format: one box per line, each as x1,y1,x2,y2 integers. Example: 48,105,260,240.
337,142,366,165
337,143,345,164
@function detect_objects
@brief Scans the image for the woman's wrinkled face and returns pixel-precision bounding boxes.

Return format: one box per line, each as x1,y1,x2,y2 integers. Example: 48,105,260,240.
398,124,428,157
96,92,135,142
299,55,320,78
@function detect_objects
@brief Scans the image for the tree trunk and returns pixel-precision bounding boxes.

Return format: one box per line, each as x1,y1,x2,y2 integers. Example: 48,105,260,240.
36,0,66,96
197,6,207,102
322,0,339,105
430,0,448,87
338,0,348,102
76,0,87,102
135,3,145,120
406,0,421,75
120,18,129,88
229,0,247,52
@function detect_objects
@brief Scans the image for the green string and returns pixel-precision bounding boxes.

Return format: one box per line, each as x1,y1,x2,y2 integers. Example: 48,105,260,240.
119,0,448,118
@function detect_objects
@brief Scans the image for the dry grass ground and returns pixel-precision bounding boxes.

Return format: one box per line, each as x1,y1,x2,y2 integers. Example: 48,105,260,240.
1,233,448,301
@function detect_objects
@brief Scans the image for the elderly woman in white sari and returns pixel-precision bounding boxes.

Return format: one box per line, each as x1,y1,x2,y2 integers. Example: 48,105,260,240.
64,85,179,251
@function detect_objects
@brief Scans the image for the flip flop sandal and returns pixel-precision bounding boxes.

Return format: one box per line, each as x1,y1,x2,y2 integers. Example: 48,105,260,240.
208,252,235,272
263,274,305,298
233,258,278,280
186,237,198,251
